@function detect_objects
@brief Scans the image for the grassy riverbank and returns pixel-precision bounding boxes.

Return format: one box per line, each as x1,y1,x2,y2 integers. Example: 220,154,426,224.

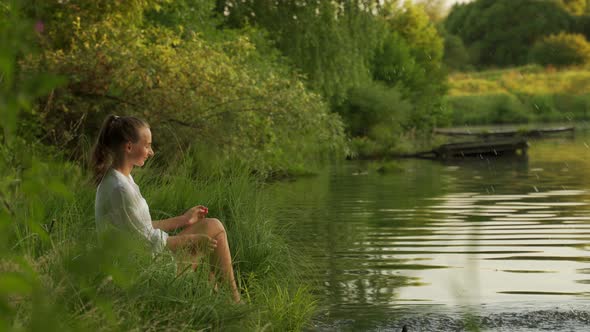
3,143,315,331
350,65,590,159
445,65,590,125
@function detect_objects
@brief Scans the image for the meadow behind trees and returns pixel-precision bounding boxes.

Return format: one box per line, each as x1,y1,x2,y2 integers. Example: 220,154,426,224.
443,0,590,125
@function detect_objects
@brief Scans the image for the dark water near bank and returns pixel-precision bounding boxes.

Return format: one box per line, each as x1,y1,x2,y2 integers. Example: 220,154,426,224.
273,130,590,331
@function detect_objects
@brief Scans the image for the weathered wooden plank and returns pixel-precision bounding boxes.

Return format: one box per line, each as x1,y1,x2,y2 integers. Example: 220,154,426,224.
434,126,574,138
433,138,528,159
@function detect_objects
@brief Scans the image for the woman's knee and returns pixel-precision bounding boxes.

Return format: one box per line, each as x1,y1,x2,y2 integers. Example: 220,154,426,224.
204,218,226,236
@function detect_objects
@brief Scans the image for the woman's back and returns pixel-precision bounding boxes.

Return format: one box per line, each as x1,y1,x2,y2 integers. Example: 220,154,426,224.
95,168,168,252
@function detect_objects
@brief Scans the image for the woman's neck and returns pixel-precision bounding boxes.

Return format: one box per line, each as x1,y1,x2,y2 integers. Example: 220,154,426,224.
112,160,133,177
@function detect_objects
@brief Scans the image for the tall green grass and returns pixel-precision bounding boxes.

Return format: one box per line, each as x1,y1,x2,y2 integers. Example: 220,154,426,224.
3,143,316,331
446,65,590,125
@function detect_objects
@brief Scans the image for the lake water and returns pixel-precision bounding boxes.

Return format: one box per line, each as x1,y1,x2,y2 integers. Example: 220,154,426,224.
272,129,590,331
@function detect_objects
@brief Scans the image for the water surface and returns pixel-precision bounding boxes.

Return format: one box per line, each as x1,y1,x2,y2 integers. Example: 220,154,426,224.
272,131,590,331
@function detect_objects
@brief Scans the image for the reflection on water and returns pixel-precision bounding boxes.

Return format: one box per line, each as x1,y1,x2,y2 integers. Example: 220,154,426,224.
272,134,590,330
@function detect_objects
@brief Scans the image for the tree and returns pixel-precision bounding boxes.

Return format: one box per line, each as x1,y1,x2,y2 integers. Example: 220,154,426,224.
387,1,444,75
445,0,573,67
556,0,588,15
529,32,590,67
217,0,382,105
20,0,163,49
375,1,447,128
144,0,223,38
443,32,472,70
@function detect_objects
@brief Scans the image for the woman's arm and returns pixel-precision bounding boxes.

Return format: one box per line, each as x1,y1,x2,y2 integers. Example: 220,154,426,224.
153,205,208,231
152,216,188,232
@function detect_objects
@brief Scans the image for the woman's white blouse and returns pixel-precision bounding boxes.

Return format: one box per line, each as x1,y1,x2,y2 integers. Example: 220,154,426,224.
95,168,168,252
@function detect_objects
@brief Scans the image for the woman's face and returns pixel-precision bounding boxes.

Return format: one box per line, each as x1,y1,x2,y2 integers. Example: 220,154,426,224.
126,126,154,167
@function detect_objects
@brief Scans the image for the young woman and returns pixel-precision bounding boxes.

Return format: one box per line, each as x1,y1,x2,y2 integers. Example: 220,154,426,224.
91,115,240,303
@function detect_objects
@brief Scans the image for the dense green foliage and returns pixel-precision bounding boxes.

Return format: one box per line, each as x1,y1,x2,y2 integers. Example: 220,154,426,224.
445,0,573,67
19,0,346,175
20,0,164,50
446,94,531,125
442,32,472,71
377,2,447,128
337,82,411,152
556,0,589,15
219,0,380,105
446,91,590,125
529,32,590,67
218,0,447,156
16,0,450,164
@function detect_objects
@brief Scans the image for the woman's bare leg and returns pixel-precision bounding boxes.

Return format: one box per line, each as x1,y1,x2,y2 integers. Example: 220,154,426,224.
179,218,240,302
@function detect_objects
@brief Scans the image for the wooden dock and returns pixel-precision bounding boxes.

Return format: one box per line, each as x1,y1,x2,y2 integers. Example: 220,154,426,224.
410,138,529,159
434,126,574,138
385,125,573,160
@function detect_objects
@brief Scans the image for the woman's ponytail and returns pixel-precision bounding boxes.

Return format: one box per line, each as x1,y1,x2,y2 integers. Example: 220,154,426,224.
90,115,118,186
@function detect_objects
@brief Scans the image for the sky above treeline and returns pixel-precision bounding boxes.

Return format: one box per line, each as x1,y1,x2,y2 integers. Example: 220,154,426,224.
442,0,472,8
445,0,472,8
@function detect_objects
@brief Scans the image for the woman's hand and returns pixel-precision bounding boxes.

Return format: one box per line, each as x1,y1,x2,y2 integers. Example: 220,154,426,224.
166,234,217,252
193,234,217,252
183,205,209,226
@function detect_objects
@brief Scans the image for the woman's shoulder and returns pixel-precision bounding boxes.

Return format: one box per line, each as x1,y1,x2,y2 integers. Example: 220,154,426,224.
98,169,131,193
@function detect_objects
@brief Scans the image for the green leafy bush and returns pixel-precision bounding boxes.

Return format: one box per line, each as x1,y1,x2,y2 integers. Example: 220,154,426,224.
337,82,411,139
529,32,590,67
556,0,588,16
527,94,560,120
21,19,345,175
446,94,531,125
373,32,424,96
446,65,590,125
552,93,590,120
336,82,413,158
21,0,162,49
220,0,380,105
443,32,472,71
376,2,447,130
